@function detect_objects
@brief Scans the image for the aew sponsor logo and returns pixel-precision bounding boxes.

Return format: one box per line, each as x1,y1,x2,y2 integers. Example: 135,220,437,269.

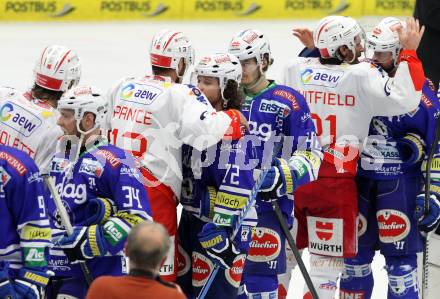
247,227,281,262
177,244,190,276
192,252,213,287
79,159,104,177
4,1,75,17
225,254,245,287
377,209,410,243
120,83,162,105
300,68,344,88
307,217,343,256
0,102,42,137
258,99,291,117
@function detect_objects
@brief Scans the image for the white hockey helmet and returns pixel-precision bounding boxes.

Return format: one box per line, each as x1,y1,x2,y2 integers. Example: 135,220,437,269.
150,29,195,72
195,53,242,99
58,86,108,135
34,45,81,92
313,16,364,60
228,29,271,65
366,17,404,65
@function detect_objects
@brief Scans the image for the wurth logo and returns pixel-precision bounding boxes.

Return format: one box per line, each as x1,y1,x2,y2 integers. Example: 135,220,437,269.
315,221,333,241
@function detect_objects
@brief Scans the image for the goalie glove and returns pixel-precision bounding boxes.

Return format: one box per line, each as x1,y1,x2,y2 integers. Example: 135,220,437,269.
198,223,240,269
14,268,51,299
56,225,108,263
414,193,440,232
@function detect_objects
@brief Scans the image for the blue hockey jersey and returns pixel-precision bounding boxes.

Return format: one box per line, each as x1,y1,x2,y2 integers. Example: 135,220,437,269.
359,80,440,193
241,82,322,215
47,139,152,278
0,145,51,276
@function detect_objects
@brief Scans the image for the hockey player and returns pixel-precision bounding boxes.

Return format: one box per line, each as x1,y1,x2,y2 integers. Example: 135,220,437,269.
0,45,81,171
46,86,152,299
0,145,52,298
339,17,440,299
108,29,247,282
227,29,323,299
283,16,425,299
177,52,257,298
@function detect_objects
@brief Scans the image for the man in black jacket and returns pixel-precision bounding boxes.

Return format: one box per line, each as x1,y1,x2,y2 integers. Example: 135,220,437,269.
414,0,440,90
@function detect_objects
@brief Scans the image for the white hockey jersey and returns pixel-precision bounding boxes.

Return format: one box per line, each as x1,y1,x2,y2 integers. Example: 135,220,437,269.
108,75,235,197
0,87,63,171
283,50,423,149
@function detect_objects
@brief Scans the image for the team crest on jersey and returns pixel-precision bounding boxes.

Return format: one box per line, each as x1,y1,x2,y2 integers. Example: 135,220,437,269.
247,227,281,262
377,209,410,243
0,166,11,186
192,252,213,287
225,254,246,287
357,213,367,237
177,244,191,277
79,159,104,177
0,101,42,137
307,217,343,257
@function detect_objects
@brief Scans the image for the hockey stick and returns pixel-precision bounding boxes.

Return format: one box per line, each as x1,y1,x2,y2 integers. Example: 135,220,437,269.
271,200,319,299
197,139,283,299
422,116,440,299
43,175,94,286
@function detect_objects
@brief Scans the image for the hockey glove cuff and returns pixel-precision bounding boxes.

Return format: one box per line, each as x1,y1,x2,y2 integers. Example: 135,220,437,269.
78,197,116,226
198,223,240,269
56,225,108,263
415,193,440,232
259,158,296,202
14,268,51,299
397,133,425,169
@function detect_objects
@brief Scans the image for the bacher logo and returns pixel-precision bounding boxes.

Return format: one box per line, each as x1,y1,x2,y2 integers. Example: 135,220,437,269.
300,68,344,88
0,101,42,137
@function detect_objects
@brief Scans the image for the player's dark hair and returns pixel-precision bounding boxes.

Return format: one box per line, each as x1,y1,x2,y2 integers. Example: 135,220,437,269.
223,80,243,110
262,53,274,72
31,83,64,102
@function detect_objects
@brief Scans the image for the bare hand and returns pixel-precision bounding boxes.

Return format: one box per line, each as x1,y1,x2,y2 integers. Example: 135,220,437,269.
397,17,425,51
292,28,315,50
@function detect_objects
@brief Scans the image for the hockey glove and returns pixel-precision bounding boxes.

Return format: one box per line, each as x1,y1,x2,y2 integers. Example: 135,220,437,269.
415,193,440,232
396,133,425,169
78,197,116,226
0,262,17,299
14,268,50,299
56,225,108,263
259,158,296,202
198,223,240,269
